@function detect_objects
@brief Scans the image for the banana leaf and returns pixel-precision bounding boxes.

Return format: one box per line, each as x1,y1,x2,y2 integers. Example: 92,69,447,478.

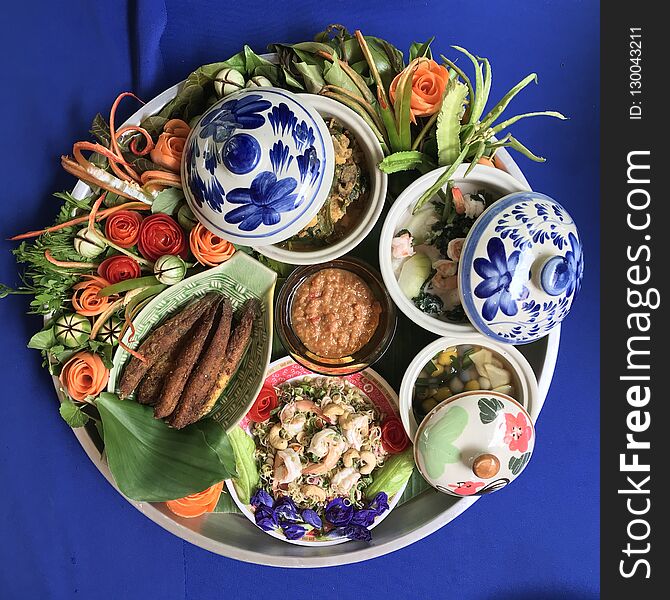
97,393,236,502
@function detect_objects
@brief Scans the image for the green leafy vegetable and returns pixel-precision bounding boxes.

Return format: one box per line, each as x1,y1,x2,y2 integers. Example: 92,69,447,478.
413,291,443,316
212,489,242,513
398,468,433,505
436,78,468,166
228,426,259,504
366,448,414,499
59,398,90,428
27,326,56,350
96,393,235,501
151,188,184,215
379,151,436,174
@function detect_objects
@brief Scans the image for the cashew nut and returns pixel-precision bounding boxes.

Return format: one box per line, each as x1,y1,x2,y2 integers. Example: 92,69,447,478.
359,450,376,475
289,442,304,454
268,424,288,450
323,403,345,422
301,484,327,502
342,448,360,468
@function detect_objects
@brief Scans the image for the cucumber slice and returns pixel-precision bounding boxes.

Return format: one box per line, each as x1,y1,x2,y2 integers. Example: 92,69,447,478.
398,252,432,301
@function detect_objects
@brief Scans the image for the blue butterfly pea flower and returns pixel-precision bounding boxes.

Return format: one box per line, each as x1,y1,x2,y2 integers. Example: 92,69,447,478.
324,497,354,526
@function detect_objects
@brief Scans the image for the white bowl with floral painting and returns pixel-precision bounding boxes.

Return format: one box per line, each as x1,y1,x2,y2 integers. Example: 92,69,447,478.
379,164,583,344
257,94,388,265
414,389,535,497
398,333,539,441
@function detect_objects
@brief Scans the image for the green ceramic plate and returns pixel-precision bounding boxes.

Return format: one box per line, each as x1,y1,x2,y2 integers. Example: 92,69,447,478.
107,251,277,432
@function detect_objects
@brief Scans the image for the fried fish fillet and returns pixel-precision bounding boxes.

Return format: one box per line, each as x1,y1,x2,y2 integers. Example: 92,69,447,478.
195,298,258,422
118,293,219,398
135,340,184,406
167,298,234,429
153,296,223,419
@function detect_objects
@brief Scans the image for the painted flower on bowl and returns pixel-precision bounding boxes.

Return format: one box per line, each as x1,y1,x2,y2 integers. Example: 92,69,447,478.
199,94,272,143
187,167,226,213
474,237,529,321
225,171,301,231
447,481,485,496
503,411,533,453
564,232,584,298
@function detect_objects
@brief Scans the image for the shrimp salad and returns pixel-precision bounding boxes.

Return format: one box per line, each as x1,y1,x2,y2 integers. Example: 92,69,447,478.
252,377,388,510
391,187,493,322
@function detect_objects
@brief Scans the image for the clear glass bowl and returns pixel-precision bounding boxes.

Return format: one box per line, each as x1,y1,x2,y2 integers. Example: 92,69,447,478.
275,257,397,375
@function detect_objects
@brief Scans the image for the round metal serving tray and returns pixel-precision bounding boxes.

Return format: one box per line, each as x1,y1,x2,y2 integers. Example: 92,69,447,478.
56,69,561,568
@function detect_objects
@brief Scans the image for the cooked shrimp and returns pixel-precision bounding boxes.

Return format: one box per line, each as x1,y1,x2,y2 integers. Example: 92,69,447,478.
302,443,345,476
274,448,302,485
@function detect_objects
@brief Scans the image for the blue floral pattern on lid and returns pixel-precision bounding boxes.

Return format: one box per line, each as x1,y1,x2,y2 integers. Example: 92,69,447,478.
182,88,335,246
459,192,583,344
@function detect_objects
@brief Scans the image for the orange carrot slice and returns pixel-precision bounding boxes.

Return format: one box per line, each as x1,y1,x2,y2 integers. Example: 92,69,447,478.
165,481,224,518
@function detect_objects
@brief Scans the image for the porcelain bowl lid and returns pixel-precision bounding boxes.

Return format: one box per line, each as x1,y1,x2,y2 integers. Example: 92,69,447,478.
181,88,335,246
414,390,535,497
458,191,583,344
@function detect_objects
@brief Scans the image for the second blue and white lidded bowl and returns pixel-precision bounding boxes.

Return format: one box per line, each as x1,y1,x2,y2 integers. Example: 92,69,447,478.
458,191,584,344
182,88,335,246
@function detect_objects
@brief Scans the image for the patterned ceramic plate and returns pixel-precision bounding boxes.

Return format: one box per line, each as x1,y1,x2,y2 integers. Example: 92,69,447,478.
107,251,277,431
225,356,409,546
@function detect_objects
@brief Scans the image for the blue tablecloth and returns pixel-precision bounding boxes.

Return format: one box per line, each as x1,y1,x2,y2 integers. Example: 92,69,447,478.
0,1,599,598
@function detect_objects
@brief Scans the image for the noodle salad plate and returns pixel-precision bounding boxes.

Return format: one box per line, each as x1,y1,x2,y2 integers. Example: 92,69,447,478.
1,25,578,566
226,357,409,546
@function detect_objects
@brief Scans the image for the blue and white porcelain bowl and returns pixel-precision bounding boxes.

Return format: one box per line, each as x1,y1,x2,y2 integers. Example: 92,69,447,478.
182,88,335,246
458,191,583,344
379,164,583,345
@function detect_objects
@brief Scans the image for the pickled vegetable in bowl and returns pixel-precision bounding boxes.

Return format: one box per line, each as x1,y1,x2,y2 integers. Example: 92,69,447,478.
413,344,519,425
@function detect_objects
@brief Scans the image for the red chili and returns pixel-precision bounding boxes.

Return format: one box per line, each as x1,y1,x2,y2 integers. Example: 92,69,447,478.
97,255,142,284
137,213,187,261
381,416,410,454
248,384,278,422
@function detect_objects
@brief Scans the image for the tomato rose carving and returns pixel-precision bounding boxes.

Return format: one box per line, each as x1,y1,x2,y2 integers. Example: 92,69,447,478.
248,384,278,422
104,210,143,248
381,416,410,454
97,255,141,284
137,213,188,261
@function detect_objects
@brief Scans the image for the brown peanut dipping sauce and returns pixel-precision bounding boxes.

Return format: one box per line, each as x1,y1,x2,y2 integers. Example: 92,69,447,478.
291,268,382,358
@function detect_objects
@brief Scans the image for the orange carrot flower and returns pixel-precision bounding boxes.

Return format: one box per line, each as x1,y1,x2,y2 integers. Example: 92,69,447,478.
149,119,190,172
71,275,115,316
59,351,109,402
389,58,450,120
165,481,224,518
189,223,235,267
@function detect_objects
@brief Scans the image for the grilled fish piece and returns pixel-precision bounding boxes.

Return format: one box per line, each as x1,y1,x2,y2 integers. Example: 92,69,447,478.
168,298,234,429
135,340,184,406
171,298,257,428
153,296,223,419
198,298,258,420
118,293,219,398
